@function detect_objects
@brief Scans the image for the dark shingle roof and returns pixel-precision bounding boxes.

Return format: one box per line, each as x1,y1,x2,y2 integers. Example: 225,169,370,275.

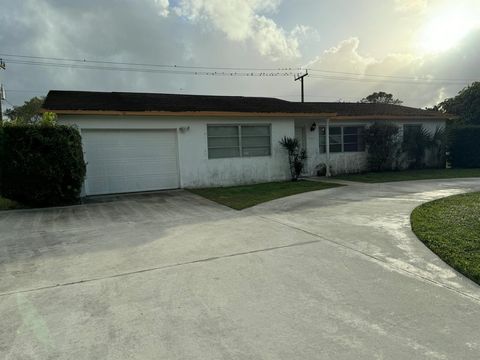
43,90,448,118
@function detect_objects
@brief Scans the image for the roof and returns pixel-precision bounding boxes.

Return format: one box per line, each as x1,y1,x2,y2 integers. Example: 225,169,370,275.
42,90,450,119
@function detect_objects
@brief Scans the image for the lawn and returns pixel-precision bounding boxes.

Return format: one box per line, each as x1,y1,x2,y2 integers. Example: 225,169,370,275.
188,180,343,210
0,197,23,210
334,168,480,183
411,192,480,285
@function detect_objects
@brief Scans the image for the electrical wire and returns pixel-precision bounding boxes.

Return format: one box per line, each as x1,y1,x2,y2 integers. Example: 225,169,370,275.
1,52,477,83
4,59,297,77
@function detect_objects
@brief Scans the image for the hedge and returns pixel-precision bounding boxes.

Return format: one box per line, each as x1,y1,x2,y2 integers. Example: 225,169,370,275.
0,124,86,206
449,126,480,168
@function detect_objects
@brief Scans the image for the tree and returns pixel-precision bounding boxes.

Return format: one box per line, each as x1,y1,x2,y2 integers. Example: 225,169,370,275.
39,112,58,127
360,92,403,105
438,82,480,125
5,96,45,124
364,122,401,171
279,136,307,181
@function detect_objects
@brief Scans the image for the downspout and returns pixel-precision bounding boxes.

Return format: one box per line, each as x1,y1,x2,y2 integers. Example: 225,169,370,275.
325,118,331,177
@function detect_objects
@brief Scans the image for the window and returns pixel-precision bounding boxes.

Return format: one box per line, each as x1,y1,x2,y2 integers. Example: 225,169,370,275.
207,125,271,159
403,124,422,143
343,126,365,152
329,127,343,153
319,126,365,153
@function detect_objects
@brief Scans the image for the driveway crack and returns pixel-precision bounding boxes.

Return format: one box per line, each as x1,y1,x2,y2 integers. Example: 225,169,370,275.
0,239,322,298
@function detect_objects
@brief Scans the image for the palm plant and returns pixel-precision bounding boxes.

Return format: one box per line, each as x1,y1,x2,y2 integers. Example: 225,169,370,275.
430,127,447,168
402,126,432,169
280,136,307,181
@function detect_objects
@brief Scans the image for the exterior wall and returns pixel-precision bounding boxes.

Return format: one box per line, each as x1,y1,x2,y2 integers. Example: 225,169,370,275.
295,118,447,176
59,114,447,192
58,115,294,188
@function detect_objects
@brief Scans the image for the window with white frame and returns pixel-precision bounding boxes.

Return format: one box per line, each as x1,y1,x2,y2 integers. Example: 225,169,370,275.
207,124,271,159
319,125,365,153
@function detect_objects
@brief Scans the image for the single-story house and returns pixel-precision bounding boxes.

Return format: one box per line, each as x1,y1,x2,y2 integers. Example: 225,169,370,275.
42,90,450,196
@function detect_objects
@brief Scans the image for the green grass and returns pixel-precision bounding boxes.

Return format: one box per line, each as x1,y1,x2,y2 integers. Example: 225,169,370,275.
0,197,23,210
411,192,480,285
333,168,480,183
188,180,343,210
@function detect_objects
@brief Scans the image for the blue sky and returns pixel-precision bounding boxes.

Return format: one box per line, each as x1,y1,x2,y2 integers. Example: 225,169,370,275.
1,0,479,108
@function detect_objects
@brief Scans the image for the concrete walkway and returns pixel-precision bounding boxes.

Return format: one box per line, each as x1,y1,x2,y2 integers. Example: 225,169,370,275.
1,179,480,359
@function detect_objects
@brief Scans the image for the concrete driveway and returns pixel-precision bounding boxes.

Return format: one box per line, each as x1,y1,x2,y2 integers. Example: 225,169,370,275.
1,179,480,359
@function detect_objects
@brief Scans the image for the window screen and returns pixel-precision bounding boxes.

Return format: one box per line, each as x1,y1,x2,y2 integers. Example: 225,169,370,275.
207,125,271,159
319,125,365,153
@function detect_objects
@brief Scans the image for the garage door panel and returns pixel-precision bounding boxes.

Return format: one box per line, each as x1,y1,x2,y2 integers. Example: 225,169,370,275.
83,130,180,195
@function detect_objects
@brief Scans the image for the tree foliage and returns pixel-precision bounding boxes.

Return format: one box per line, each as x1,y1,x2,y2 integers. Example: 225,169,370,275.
5,96,45,124
0,122,86,206
402,126,432,169
280,136,307,181
364,122,401,171
438,82,480,125
449,126,480,168
360,92,403,105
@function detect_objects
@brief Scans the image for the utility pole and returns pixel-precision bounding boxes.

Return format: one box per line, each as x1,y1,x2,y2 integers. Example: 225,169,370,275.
0,84,4,125
294,70,308,103
0,59,5,124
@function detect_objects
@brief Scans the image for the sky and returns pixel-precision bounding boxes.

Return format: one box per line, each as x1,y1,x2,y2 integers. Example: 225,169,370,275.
1,0,480,109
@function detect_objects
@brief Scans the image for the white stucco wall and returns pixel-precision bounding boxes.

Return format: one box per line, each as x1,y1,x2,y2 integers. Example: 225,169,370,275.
58,115,295,188
295,118,447,176
59,114,447,192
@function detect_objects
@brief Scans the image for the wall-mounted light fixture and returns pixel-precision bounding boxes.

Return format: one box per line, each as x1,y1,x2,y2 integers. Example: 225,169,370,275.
179,126,190,133
310,122,317,132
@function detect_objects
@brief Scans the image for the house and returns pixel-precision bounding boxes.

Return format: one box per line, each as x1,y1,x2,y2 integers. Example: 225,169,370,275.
42,90,449,196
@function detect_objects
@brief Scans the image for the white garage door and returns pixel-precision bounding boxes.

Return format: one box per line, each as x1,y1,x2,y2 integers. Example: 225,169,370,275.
83,129,180,195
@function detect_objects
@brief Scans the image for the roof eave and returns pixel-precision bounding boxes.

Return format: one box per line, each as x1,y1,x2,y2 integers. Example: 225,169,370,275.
333,115,450,121
41,109,338,117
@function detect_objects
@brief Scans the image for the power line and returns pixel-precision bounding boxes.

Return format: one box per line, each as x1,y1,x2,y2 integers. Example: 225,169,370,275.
308,68,475,82
5,89,46,93
5,58,473,86
4,98,15,107
0,53,302,72
309,74,469,86
2,52,477,83
5,59,298,77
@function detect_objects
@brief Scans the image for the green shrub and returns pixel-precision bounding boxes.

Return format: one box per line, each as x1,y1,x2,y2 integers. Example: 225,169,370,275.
449,126,480,168
364,122,400,171
0,124,86,206
279,136,307,181
402,125,432,169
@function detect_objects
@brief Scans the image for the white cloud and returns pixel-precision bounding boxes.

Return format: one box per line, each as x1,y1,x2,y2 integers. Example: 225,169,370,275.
154,0,170,17
307,37,375,74
394,0,428,13
304,31,480,106
2,0,479,109
252,16,300,60
172,0,300,59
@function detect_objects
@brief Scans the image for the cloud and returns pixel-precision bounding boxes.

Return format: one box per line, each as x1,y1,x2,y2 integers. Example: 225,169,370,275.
394,0,428,13
304,30,480,106
252,16,300,60
172,0,300,59
154,0,170,17
1,0,479,109
306,37,375,74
